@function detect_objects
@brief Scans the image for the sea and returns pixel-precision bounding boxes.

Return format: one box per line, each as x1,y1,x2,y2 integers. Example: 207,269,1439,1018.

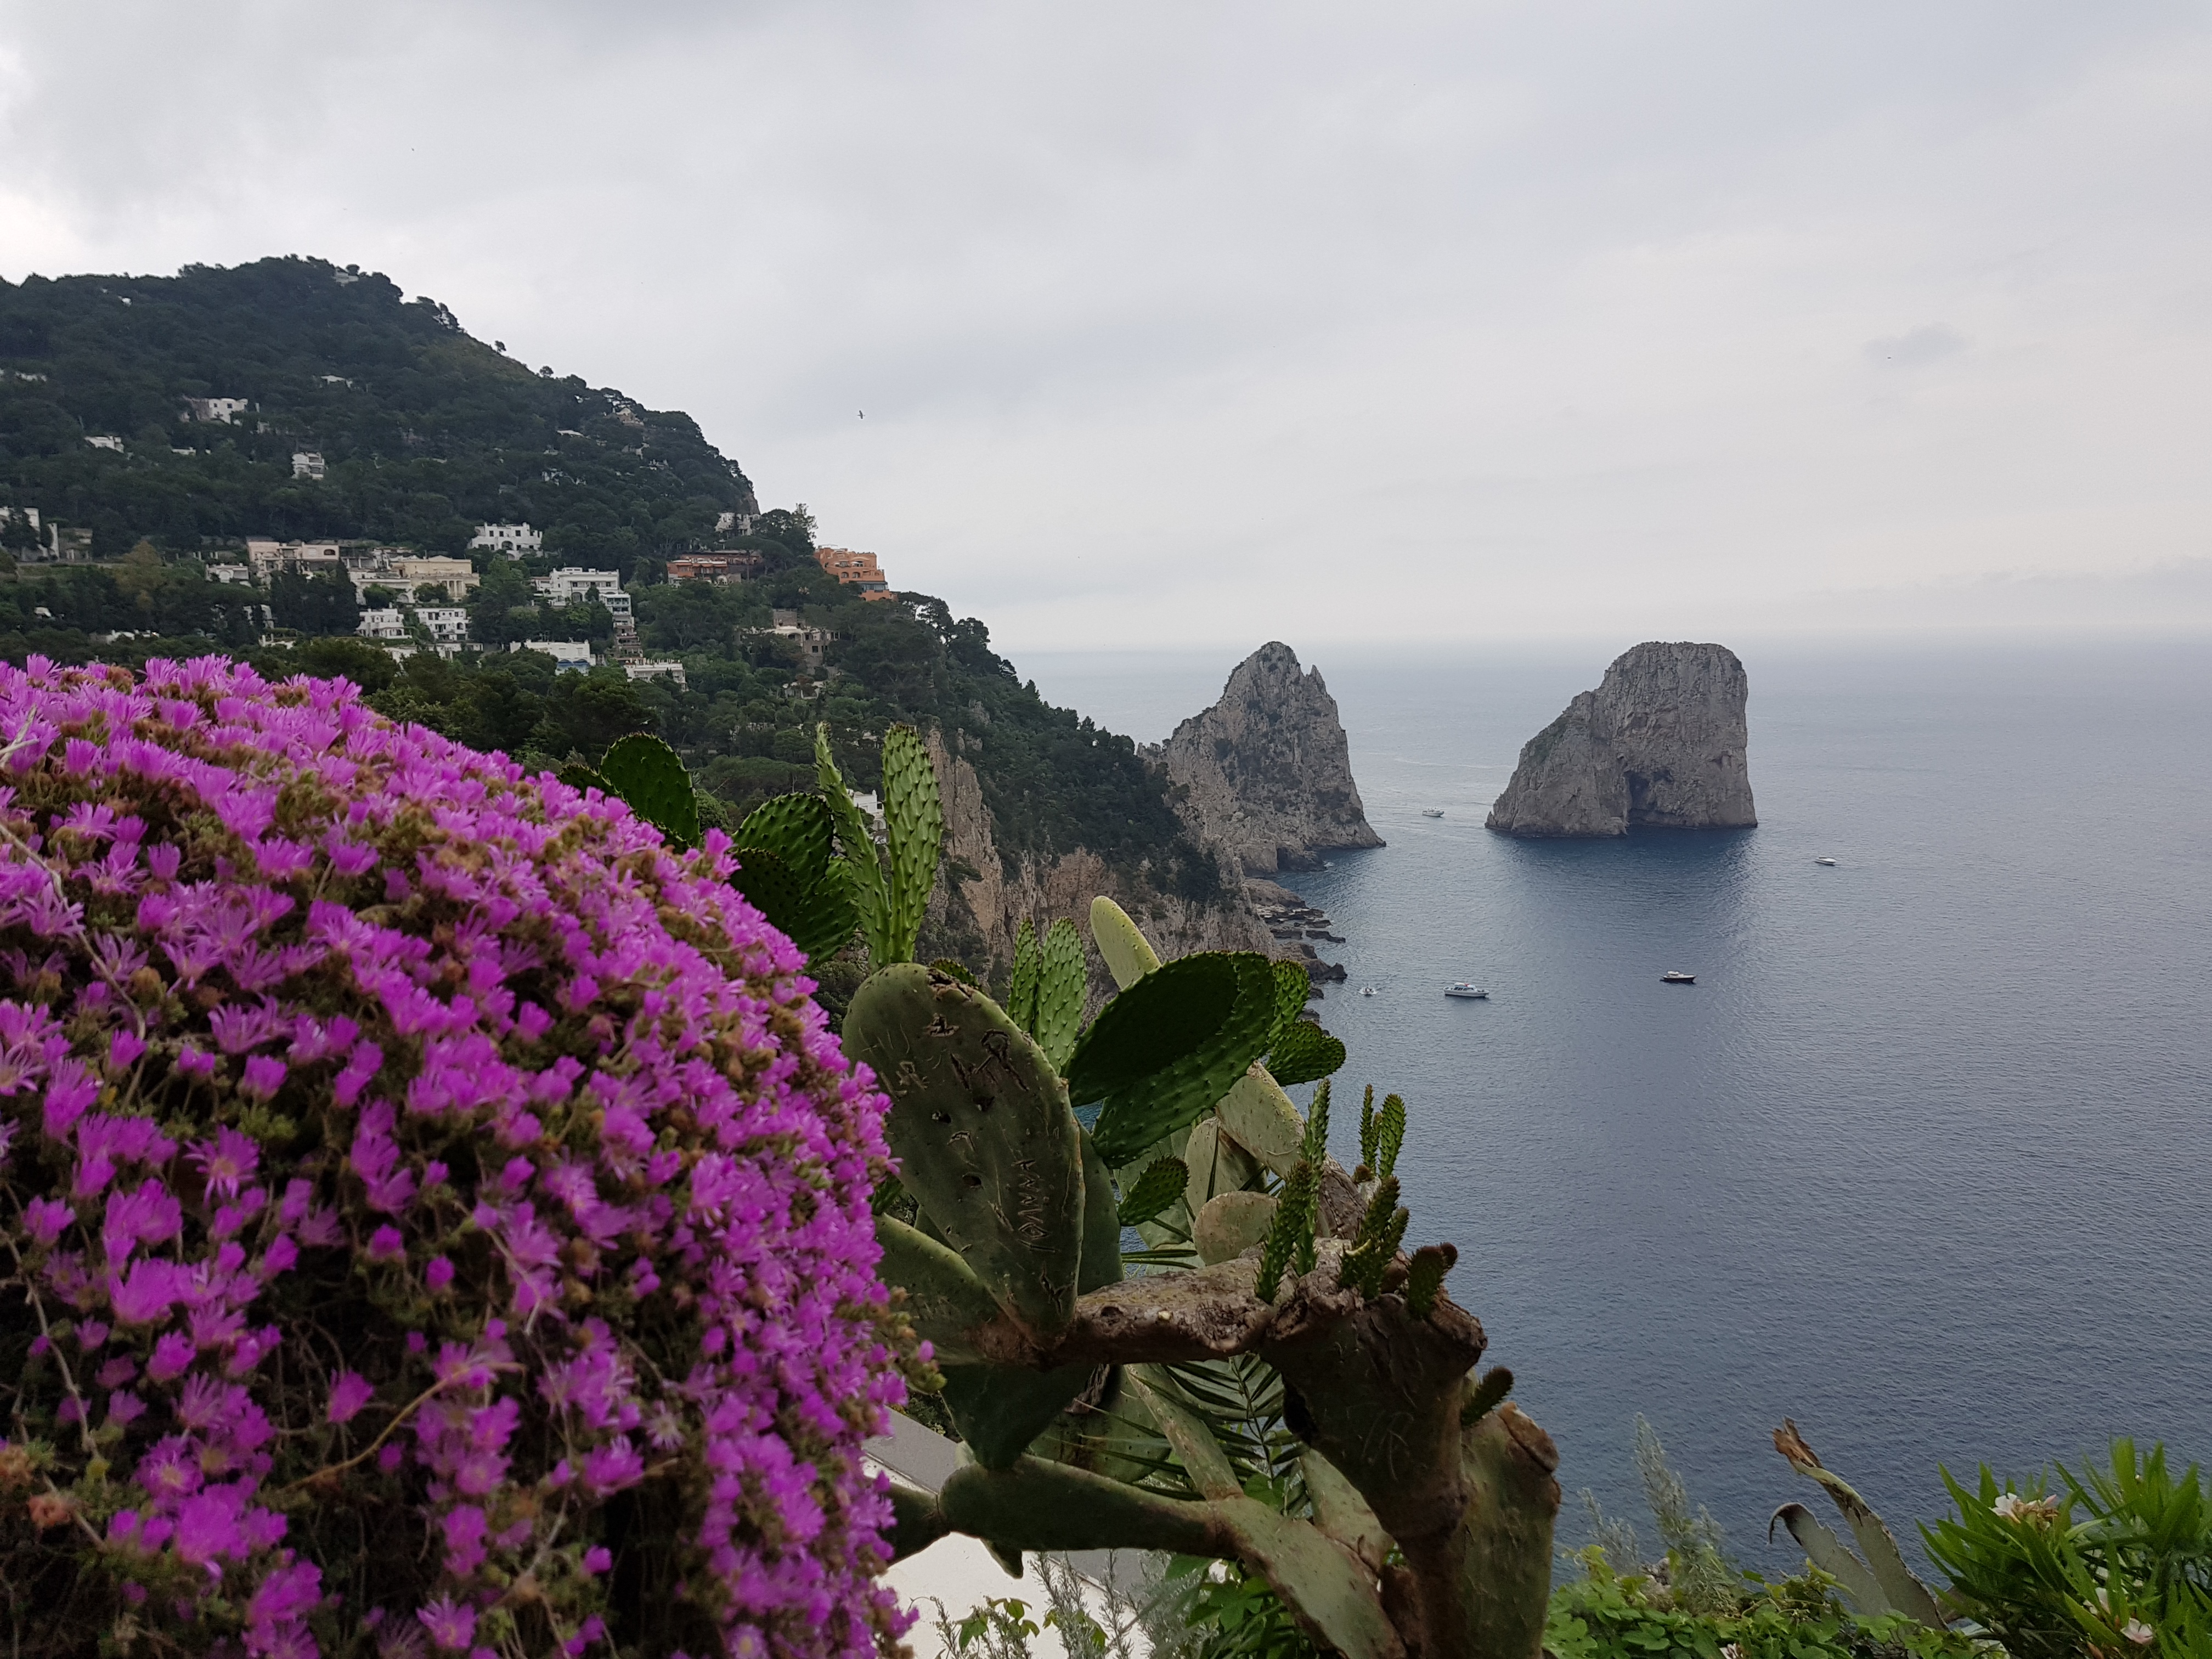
1018,634,2212,1575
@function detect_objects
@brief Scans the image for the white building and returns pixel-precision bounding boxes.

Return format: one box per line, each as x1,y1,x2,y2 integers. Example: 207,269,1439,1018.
357,608,410,641
87,435,122,452
182,397,250,424
534,567,623,607
513,640,593,671
387,556,478,601
204,563,251,585
624,661,686,690
291,452,326,480
246,539,344,580
417,608,470,646
470,522,541,556
715,510,757,534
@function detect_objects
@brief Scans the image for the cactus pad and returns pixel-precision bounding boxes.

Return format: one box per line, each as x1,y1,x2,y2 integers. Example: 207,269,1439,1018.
815,723,888,957
881,723,944,964
1215,1068,1308,1177
1195,1191,1278,1265
597,733,702,850
1266,1018,1347,1087
1008,919,1041,1035
844,964,1086,1337
1032,919,1087,1071
1089,896,1162,989
1116,1158,1190,1228
875,1214,1004,1365
1067,950,1278,1165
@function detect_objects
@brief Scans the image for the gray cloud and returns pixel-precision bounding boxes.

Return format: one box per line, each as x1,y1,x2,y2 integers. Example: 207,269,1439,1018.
2,0,2209,646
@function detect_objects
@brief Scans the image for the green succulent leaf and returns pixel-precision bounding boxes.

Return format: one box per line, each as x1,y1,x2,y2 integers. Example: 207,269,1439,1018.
1266,1019,1346,1088
881,723,943,965
735,791,836,878
1032,919,1087,1073
598,733,701,850
815,723,889,960
1069,951,1279,1167
557,762,612,796
1116,1158,1190,1228
928,957,979,987
1008,920,1041,1037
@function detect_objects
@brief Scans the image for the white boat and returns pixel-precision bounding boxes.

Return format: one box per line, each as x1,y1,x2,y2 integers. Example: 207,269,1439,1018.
1421,808,1444,819
1814,856,1838,867
1444,983,1488,1000
1660,970,1696,985
1359,985,1378,997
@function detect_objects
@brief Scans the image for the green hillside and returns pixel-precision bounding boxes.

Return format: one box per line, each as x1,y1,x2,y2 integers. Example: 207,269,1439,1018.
0,256,1227,977
0,255,753,568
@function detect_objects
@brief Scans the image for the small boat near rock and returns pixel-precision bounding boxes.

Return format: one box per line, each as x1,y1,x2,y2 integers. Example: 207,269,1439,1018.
1444,983,1489,1000
1421,808,1444,819
1359,985,1378,997
1660,970,1696,985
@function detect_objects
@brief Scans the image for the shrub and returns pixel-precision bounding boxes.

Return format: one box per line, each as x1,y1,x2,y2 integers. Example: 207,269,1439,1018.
0,656,912,1657
1923,1442,2212,1658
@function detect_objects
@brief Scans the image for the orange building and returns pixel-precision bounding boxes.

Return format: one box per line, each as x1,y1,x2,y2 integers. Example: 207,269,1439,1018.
668,552,762,584
814,545,894,600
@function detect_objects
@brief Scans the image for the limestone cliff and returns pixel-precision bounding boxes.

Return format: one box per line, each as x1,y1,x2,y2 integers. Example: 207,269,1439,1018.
921,730,1278,1013
1157,642,1384,874
1486,641,1756,837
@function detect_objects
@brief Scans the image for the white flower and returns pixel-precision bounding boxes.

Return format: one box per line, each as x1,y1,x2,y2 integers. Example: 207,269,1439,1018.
2124,1619,2155,1646
1721,1646,1743,1659
1993,1493,2025,1520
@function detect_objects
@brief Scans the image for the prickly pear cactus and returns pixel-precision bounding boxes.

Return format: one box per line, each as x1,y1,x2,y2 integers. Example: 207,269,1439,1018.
845,963,1086,1338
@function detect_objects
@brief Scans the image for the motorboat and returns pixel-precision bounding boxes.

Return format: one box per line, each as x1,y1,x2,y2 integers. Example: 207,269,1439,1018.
1421,808,1444,819
1444,983,1489,1000
1814,856,1838,867
1660,970,1696,985
1359,986,1378,997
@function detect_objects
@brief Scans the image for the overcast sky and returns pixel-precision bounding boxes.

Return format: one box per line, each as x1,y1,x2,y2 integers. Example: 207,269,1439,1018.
3,1,2209,649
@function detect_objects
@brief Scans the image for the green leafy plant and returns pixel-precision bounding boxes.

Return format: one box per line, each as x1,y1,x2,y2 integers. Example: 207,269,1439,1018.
1921,1441,2212,1658
1545,1559,1979,1659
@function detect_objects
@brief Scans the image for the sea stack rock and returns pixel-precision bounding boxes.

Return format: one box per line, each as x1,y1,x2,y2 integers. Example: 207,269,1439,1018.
1486,641,1756,837
1160,642,1384,874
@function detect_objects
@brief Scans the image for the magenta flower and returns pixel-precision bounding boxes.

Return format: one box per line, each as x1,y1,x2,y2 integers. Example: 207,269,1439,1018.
327,1370,376,1424
189,1126,261,1198
418,1594,477,1651
238,1054,287,1099
0,658,909,1655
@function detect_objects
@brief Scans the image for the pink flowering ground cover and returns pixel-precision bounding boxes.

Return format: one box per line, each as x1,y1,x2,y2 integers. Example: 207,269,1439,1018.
0,656,918,1658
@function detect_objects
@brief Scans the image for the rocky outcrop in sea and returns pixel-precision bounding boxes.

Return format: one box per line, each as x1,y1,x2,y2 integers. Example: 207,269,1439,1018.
1486,641,1757,837
1156,642,1385,875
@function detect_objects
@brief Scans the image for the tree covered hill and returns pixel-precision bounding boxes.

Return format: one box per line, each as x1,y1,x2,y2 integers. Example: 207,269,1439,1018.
0,255,1234,981
0,255,755,570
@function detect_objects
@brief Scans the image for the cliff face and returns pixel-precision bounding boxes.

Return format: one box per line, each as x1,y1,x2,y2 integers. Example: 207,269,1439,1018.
1158,642,1384,875
1486,641,1756,837
922,731,1277,1013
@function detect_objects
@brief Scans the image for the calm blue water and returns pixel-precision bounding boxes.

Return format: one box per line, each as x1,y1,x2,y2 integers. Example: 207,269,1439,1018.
1020,635,2212,1572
